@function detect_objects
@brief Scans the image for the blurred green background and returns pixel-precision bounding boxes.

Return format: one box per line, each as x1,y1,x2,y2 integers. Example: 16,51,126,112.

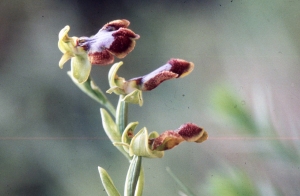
1,0,299,195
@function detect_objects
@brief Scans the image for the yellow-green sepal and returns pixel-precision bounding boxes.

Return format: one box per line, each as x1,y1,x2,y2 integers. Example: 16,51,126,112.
122,89,143,106
59,52,73,69
129,128,164,158
122,122,139,153
70,54,91,83
107,61,125,95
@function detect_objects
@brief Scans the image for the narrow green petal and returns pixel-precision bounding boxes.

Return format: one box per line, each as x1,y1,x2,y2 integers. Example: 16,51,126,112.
148,131,160,140
58,25,70,40
122,122,139,153
58,26,78,54
108,61,123,88
71,54,91,83
107,61,125,95
106,86,120,94
98,167,121,196
59,52,73,69
58,25,71,53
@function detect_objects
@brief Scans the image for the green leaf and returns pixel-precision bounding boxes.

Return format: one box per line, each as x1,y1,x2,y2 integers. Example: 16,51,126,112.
134,167,144,196
205,169,259,196
68,71,116,116
100,108,130,159
98,167,121,196
124,156,142,196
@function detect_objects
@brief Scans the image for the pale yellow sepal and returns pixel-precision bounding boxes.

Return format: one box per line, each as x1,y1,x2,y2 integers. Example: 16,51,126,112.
129,128,164,158
58,25,70,42
71,54,91,83
58,25,90,83
121,122,139,153
106,86,120,94
59,52,73,69
122,89,143,106
58,25,77,56
107,61,126,95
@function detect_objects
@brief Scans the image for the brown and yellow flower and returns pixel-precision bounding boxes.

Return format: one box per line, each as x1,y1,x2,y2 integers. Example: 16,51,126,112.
120,122,208,158
107,59,194,105
58,19,139,83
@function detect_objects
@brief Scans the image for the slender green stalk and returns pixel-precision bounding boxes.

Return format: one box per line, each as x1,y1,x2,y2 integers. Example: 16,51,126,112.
124,155,142,196
116,95,128,134
68,73,116,116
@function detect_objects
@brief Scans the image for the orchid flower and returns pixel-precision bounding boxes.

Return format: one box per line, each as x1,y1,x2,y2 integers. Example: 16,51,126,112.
58,19,140,83
119,122,208,158
107,59,194,105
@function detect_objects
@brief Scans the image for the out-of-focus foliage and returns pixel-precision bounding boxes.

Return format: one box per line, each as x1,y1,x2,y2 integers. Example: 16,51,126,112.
206,85,299,195
211,86,258,134
205,169,259,196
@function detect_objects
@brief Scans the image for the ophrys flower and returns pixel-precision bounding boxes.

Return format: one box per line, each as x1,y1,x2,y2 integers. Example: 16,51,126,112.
58,19,139,83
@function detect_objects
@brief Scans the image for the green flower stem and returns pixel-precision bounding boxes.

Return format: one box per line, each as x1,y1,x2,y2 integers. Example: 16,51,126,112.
68,72,116,116
103,99,116,118
124,155,142,196
116,95,128,134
